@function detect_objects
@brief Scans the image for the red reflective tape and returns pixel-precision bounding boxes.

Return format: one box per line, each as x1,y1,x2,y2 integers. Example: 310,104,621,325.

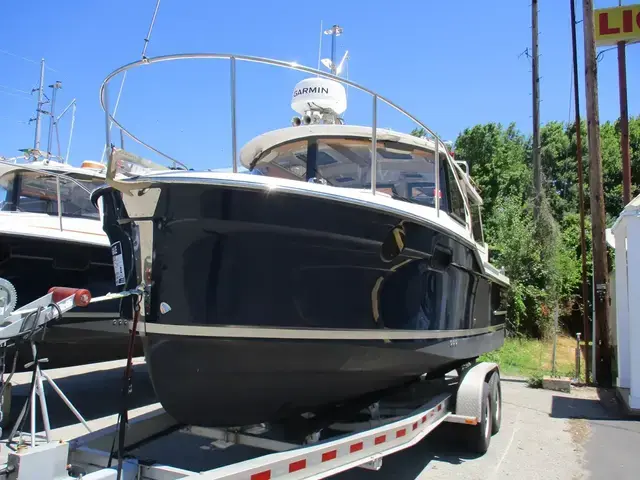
396,428,407,438
251,471,271,480
350,442,364,453
413,422,418,430
422,415,427,423
375,435,386,445
289,460,306,473
322,450,337,462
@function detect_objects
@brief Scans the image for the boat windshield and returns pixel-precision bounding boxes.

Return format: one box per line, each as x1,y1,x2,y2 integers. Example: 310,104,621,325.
0,170,104,220
251,137,450,209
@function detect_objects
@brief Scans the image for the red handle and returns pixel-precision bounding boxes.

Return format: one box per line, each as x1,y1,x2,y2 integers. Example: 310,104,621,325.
48,287,92,307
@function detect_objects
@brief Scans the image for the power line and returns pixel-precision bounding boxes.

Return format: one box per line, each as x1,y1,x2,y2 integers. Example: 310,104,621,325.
596,46,617,62
0,90,31,101
0,49,58,72
0,115,28,124
0,84,31,96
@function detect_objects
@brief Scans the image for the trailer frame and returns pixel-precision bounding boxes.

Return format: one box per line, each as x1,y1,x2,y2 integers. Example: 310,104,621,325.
2,361,502,480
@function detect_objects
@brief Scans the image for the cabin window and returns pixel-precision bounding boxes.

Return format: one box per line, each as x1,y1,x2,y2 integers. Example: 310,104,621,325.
471,204,484,243
0,171,103,219
444,161,466,225
252,136,448,208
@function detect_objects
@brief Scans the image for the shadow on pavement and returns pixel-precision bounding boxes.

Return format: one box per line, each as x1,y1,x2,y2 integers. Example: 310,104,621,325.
1,362,156,438
550,388,633,422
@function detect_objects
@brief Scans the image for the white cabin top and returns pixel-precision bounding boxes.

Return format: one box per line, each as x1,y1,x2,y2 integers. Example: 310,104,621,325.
239,124,484,206
0,159,107,227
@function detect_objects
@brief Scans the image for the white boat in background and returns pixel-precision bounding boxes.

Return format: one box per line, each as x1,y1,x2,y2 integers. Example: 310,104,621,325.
0,157,141,369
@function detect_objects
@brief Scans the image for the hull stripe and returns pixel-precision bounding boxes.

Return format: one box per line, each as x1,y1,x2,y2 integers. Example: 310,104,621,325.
137,322,504,340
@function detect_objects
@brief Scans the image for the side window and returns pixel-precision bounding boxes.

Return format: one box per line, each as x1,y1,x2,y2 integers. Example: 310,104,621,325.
471,204,484,243
444,161,466,225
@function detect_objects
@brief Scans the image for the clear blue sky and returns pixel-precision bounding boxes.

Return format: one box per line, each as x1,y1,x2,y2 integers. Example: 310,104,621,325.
1,0,638,171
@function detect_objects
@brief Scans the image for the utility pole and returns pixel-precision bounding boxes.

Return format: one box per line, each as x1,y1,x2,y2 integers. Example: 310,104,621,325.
46,81,62,159
32,58,46,152
582,0,612,387
532,0,542,220
617,0,631,206
570,0,590,383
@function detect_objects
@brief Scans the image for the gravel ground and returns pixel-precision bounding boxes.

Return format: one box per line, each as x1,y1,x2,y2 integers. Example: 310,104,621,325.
1,362,639,479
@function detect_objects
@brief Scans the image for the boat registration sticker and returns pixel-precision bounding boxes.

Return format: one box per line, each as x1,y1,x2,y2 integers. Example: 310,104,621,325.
111,241,126,286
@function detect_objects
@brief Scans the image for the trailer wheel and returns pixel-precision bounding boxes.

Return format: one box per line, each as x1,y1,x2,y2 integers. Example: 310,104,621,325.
488,371,502,435
468,382,492,454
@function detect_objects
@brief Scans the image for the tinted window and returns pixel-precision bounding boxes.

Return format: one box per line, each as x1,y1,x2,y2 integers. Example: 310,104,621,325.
471,204,484,243
444,162,466,225
253,137,445,208
0,171,102,219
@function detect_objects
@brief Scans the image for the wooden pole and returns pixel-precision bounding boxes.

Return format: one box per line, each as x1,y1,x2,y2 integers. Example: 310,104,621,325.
532,0,542,220
618,39,631,206
582,0,612,387
570,0,590,383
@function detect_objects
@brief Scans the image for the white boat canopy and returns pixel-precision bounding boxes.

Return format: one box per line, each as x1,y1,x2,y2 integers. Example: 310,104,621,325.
239,124,484,205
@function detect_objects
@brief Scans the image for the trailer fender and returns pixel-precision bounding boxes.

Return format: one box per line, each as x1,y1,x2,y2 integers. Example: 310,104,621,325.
455,362,499,421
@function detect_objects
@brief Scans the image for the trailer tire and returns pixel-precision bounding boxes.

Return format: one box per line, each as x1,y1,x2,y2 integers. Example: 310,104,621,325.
468,382,492,454
488,371,502,435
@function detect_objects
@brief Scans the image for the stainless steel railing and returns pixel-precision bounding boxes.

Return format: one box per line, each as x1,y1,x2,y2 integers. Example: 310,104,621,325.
99,53,452,208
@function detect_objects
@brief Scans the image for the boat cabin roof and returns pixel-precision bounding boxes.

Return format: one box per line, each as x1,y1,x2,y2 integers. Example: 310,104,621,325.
239,124,483,206
0,159,107,180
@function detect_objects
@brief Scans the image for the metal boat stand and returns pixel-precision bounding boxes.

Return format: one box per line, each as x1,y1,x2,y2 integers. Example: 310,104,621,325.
5,339,92,450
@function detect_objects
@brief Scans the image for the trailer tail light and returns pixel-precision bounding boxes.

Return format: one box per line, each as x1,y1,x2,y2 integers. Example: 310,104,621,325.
250,470,271,480
288,459,306,472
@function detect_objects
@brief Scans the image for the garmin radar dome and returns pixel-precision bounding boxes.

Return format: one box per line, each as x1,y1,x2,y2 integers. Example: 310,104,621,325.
290,77,347,125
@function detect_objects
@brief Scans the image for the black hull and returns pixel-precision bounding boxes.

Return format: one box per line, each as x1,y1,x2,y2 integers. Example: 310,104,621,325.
0,234,141,370
97,182,508,427
145,330,505,427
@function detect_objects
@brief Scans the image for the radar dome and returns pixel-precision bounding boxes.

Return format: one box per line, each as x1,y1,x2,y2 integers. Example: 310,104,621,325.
291,77,347,116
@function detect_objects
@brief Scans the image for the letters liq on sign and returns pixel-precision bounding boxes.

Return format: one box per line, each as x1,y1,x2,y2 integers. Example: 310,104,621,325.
594,4,640,46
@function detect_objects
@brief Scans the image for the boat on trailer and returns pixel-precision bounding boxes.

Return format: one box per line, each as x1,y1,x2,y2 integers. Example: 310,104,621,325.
93,50,510,428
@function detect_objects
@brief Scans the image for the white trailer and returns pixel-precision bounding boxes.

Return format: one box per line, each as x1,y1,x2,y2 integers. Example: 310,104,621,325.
2,363,502,479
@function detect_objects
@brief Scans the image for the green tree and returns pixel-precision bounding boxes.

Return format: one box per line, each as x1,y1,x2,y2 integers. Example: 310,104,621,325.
540,121,575,221
410,127,427,138
411,116,636,339
454,123,531,221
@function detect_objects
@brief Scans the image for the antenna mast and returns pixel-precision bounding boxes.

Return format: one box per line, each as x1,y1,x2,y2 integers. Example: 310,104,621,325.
323,25,343,75
32,58,46,153
46,81,62,159
317,20,323,73
100,0,162,162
